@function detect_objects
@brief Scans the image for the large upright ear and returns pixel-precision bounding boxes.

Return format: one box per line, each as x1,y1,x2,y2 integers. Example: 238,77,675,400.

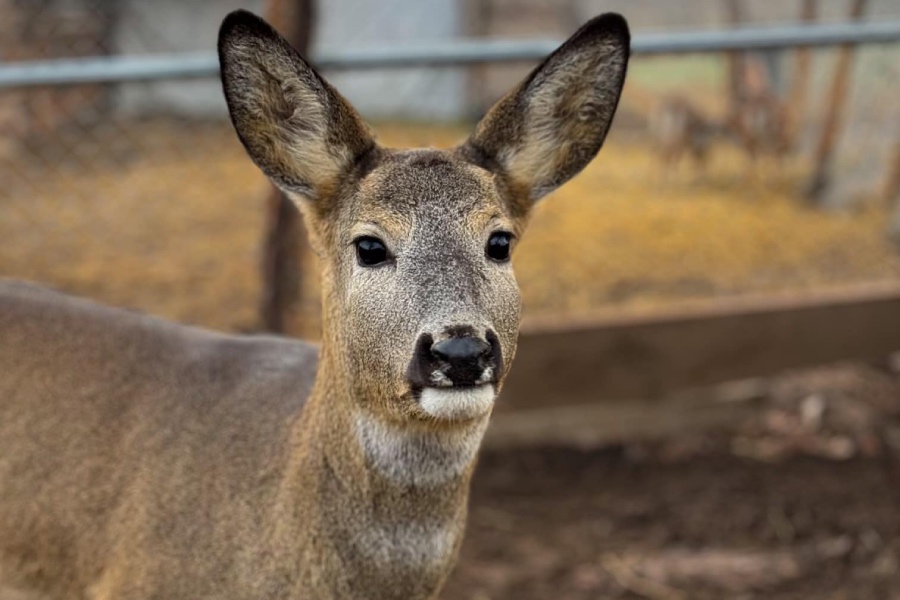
218,10,375,203
459,14,629,213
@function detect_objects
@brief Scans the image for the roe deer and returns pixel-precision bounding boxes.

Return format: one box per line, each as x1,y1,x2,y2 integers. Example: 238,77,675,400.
652,58,789,182
727,55,790,178
0,10,629,600
650,95,720,175
728,96,790,174
651,96,788,181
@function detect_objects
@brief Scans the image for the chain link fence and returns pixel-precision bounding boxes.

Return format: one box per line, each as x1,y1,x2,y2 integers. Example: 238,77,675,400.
2,0,900,335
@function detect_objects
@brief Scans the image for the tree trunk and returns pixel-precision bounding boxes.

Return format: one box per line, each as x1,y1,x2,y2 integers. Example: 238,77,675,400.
259,0,316,333
723,0,745,124
784,0,816,150
883,140,900,206
804,0,867,204
462,0,493,119
885,140,900,245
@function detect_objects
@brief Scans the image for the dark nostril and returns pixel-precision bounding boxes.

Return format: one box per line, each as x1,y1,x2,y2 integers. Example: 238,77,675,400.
431,336,491,365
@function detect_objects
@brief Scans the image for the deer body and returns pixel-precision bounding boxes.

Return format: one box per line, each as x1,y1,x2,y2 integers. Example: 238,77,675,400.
0,10,629,600
0,280,477,599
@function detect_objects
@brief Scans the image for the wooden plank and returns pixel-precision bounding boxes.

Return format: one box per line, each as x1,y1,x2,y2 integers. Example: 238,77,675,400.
487,380,766,449
498,283,900,411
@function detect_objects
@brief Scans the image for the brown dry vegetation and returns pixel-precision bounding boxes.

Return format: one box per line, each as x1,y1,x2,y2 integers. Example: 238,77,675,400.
2,119,898,335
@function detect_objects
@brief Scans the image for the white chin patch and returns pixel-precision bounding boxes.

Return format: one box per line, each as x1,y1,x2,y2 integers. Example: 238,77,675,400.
419,385,496,421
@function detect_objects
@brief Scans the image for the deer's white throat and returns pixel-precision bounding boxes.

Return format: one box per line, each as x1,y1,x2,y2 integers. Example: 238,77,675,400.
353,409,489,487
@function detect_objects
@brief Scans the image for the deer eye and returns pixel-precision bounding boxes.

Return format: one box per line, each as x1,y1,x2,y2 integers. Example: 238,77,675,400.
355,236,390,267
486,232,513,263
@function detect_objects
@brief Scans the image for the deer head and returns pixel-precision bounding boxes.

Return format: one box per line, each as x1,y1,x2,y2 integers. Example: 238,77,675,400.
218,10,629,425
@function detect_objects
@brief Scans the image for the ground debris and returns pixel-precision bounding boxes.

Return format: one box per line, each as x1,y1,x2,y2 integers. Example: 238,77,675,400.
604,537,852,595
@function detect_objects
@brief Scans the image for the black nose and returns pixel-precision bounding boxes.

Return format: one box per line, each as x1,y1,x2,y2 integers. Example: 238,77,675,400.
431,336,493,386
408,329,501,389
432,336,490,364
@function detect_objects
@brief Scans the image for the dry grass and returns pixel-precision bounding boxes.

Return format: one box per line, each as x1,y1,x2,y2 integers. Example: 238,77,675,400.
1,119,898,335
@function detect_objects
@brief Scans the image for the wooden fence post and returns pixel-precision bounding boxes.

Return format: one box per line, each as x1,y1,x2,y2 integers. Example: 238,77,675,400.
804,0,868,204
784,0,817,150
884,140,900,206
885,140,900,244
259,0,316,333
723,0,746,125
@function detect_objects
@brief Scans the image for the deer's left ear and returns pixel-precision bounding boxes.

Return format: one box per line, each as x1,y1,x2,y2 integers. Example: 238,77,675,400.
458,13,629,214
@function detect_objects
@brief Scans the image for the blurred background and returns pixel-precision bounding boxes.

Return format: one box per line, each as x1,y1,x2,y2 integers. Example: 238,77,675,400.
2,0,900,598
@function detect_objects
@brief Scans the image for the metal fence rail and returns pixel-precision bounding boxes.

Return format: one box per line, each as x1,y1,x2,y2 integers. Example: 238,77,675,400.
1,20,899,89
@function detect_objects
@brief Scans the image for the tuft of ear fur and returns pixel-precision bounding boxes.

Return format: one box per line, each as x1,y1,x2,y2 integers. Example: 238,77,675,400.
459,13,630,214
218,10,375,203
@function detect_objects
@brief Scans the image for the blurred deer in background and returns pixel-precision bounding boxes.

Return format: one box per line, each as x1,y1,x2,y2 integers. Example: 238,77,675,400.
650,95,721,177
0,9,629,600
726,55,791,178
651,56,790,183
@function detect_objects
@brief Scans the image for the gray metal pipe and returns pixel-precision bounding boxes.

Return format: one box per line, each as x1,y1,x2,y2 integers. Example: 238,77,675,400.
0,20,898,89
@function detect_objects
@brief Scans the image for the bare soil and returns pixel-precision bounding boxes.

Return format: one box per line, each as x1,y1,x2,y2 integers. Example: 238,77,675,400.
447,445,900,600
442,363,900,600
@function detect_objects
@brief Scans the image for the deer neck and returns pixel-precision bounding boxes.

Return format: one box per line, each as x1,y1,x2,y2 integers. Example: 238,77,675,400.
293,344,488,509
276,326,488,596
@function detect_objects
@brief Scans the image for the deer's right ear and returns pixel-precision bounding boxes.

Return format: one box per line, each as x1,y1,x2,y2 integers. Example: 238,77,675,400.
218,10,375,204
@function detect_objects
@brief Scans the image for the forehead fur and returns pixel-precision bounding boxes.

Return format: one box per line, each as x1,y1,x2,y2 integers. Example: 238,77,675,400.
336,149,512,242
361,149,501,213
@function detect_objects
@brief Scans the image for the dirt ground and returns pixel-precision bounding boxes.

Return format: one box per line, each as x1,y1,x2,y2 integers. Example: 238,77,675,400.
446,362,900,600
448,446,900,600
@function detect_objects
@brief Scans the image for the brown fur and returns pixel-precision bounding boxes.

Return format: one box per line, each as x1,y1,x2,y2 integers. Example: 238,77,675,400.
0,10,629,600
